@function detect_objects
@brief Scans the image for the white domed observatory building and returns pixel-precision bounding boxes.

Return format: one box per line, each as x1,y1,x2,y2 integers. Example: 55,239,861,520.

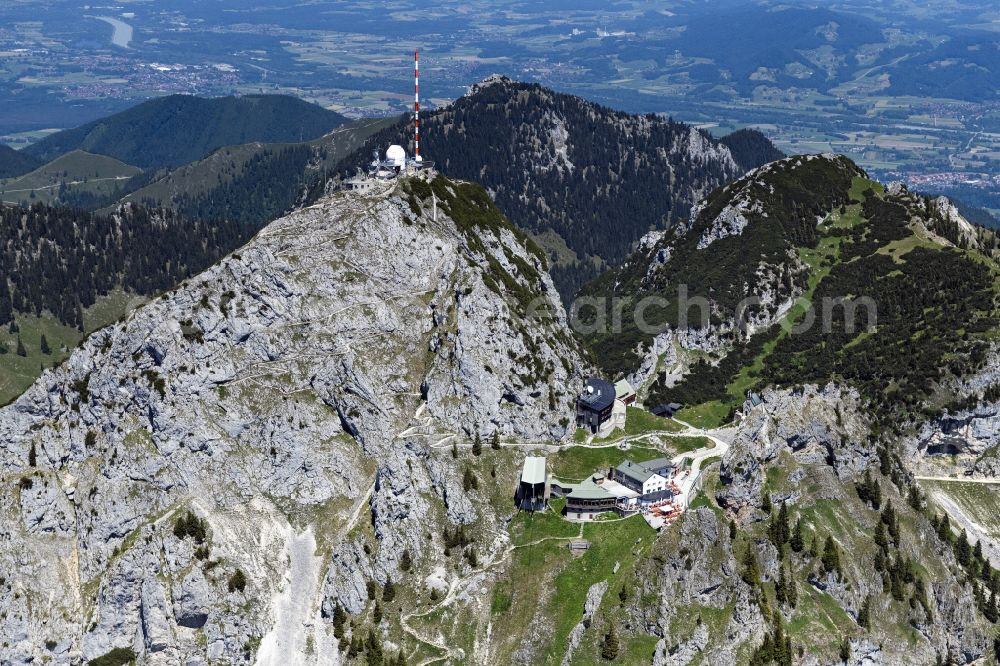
385,144,407,172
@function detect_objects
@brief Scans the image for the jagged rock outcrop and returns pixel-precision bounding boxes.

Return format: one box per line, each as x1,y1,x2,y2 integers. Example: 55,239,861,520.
718,384,869,514
912,404,1000,457
0,173,586,664
634,382,994,664
562,580,608,666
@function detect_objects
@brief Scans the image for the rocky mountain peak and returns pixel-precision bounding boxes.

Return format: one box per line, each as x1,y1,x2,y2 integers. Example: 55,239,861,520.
333,79,783,301
0,173,586,663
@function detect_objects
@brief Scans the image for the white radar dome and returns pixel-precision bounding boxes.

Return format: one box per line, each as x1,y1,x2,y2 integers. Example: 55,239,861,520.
386,145,406,167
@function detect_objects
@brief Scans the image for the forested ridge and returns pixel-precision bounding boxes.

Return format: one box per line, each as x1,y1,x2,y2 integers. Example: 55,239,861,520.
594,155,1000,432
333,77,783,300
582,155,862,378
0,145,42,179
0,202,257,329
22,94,348,170
171,144,324,227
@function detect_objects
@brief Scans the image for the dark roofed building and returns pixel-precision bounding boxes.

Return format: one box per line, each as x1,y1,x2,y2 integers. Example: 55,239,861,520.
651,403,683,418
576,377,616,433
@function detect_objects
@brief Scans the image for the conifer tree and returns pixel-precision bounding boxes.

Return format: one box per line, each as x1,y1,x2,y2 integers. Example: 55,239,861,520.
601,624,620,661
366,629,383,665
730,519,738,540
871,477,882,509
938,514,952,542
383,579,396,603
400,548,412,573
786,566,797,608
463,468,478,492
472,433,482,456
878,445,891,475
874,547,886,573
761,492,772,513
348,634,362,658
16,335,26,357
840,637,851,663
858,596,871,629
39,334,50,355
770,502,790,548
822,536,841,576
874,521,888,550
958,530,972,568
742,547,762,588
28,442,36,467
490,431,500,450
790,519,804,552
332,603,348,631
776,565,787,605
986,590,998,623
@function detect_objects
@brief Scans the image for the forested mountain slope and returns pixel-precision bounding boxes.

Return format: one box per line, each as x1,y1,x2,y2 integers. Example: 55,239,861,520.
23,94,349,169
0,202,258,332
0,144,42,179
333,76,782,300
570,156,1000,662
583,154,1000,436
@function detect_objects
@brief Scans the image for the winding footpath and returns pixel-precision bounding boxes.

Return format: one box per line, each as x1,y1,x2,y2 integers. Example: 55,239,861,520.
399,523,586,666
396,416,732,663
915,475,1000,484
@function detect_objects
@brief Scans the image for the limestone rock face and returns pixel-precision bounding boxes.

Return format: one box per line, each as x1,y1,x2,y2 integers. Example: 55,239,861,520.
718,384,869,514
0,174,586,664
562,580,608,666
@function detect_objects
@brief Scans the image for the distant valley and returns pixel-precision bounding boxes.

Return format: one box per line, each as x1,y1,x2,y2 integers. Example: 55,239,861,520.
3,0,1000,214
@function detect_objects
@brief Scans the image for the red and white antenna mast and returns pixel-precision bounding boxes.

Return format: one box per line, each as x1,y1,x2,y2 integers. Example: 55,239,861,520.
414,49,422,162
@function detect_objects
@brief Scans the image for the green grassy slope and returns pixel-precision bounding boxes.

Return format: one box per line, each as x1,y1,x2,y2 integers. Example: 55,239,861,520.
0,150,141,206
0,289,142,405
